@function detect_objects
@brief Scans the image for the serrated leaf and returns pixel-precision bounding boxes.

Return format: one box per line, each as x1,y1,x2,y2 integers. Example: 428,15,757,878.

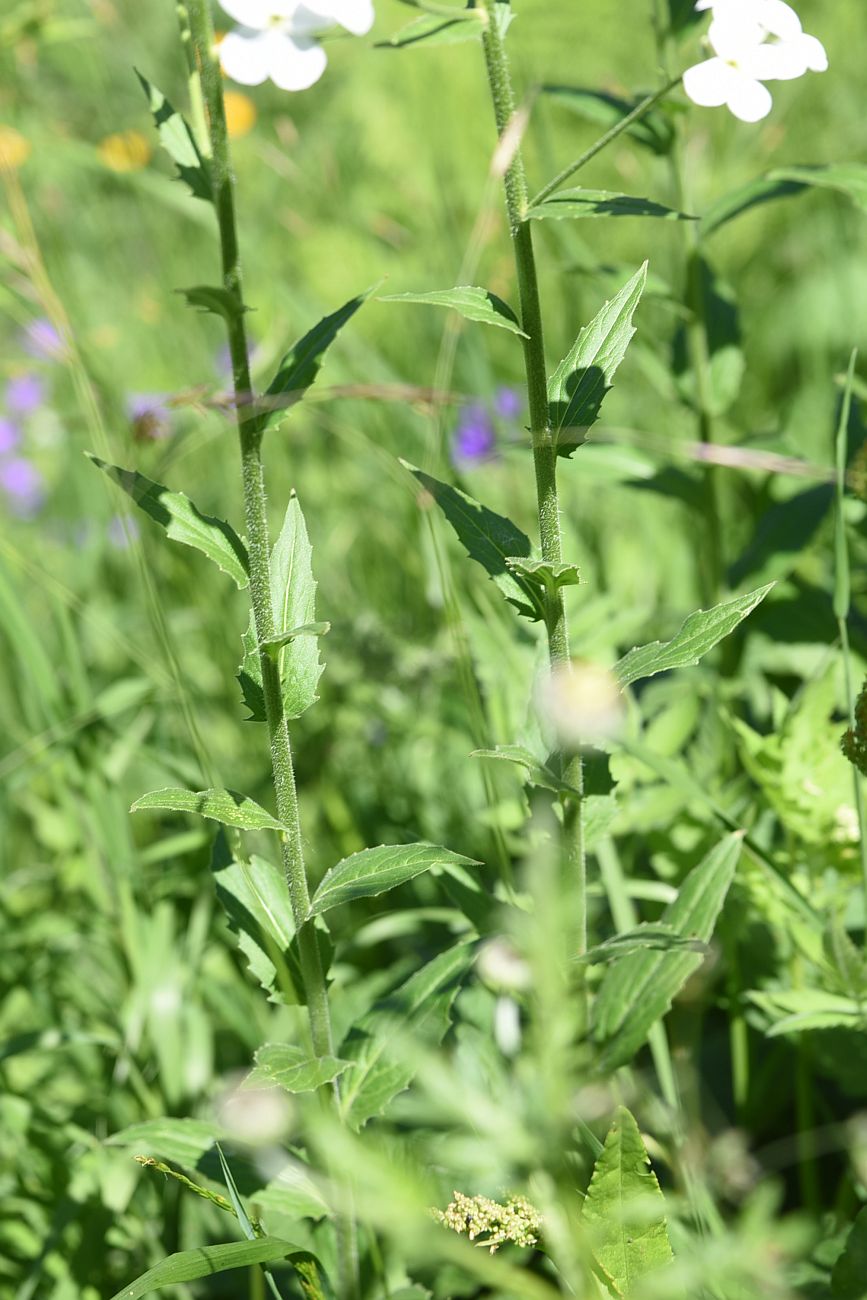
308,842,479,918
471,744,575,796
832,1206,867,1299
178,284,247,322
211,835,297,1002
614,584,773,688
89,456,248,588
108,1238,305,1300
250,1044,351,1093
702,163,867,239
136,70,212,202
748,989,864,1037
261,622,330,657
238,495,323,722
380,287,527,337
506,556,581,595
582,1107,674,1296
593,834,742,1070
528,189,691,222
263,288,374,432
402,461,543,619
131,787,286,832
579,924,706,965
339,943,474,1130
548,263,647,458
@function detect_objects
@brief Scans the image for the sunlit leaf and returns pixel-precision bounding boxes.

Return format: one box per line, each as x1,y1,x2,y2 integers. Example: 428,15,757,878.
211,835,297,1002
308,842,479,917
136,70,212,202
131,787,285,832
107,1238,305,1300
528,189,691,222
380,286,526,336
250,1044,351,1093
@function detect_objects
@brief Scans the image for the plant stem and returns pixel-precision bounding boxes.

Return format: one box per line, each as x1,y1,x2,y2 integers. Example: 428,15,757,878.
479,0,585,955
183,6,357,1293
529,75,683,209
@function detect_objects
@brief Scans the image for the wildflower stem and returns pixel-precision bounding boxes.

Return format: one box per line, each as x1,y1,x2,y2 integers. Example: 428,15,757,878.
183,4,358,1294
479,0,585,957
529,75,683,209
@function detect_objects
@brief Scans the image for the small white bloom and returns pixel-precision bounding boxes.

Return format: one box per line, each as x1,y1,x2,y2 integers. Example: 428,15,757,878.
685,0,827,122
218,0,374,92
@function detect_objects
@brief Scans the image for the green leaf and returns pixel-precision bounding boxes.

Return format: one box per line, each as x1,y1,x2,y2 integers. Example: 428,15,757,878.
250,1044,351,1093
548,263,647,458
131,787,286,832
136,70,212,202
613,584,773,688
748,989,864,1037
211,835,297,1002
592,834,742,1070
339,943,474,1130
238,495,324,722
261,622,330,658
528,189,692,222
108,1117,220,1167
378,1,512,49
380,287,527,337
506,556,581,596
263,288,374,432
542,85,674,155
178,284,247,323
832,1207,867,1299
471,744,576,796
582,1107,674,1296
107,1238,306,1300
88,456,249,588
702,163,867,239
579,924,706,965
402,461,543,620
308,842,479,918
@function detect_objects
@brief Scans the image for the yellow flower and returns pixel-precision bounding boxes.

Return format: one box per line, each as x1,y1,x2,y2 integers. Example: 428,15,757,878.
97,129,152,173
0,126,31,169
224,90,257,139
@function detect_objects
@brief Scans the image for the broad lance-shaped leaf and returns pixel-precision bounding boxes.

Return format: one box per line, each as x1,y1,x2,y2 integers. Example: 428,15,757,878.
402,461,543,620
136,70,212,203
239,494,323,722
528,189,692,222
339,942,474,1130
380,286,527,337
262,286,375,432
702,162,867,238
593,833,742,1071
250,1044,350,1093
107,1238,307,1300
131,787,286,832
308,842,480,918
614,583,773,688
89,456,248,588
582,1107,674,1296
211,834,296,1002
549,263,647,458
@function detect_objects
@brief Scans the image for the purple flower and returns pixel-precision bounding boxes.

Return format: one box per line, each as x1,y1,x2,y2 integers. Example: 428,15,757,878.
126,392,171,441
452,403,496,467
6,373,45,415
107,514,140,549
494,386,522,420
0,418,20,454
23,318,65,361
0,457,45,516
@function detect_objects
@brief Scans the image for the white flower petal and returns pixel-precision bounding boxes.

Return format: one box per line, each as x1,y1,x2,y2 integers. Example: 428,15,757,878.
683,56,741,107
755,0,803,39
709,13,765,59
303,0,374,35
219,29,274,84
727,74,773,121
219,0,272,28
799,32,828,72
267,32,328,89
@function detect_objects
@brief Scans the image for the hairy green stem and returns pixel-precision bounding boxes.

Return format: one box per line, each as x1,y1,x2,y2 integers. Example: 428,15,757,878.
183,5,357,1293
479,0,585,954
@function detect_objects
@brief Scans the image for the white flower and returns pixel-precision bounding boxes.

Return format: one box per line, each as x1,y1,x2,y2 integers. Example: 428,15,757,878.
218,0,374,92
684,0,827,122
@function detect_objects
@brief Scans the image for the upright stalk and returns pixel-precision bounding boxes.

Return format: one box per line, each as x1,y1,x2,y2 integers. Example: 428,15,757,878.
184,5,357,1292
479,0,585,955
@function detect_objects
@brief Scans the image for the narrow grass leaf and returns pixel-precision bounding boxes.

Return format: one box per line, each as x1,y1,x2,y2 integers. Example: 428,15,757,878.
107,1238,305,1300
402,461,542,619
131,787,286,832
528,189,691,222
380,287,527,337
593,834,742,1070
251,1044,350,1092
136,70,212,202
614,584,773,688
89,456,249,588
309,842,480,918
582,1106,674,1295
548,264,647,458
